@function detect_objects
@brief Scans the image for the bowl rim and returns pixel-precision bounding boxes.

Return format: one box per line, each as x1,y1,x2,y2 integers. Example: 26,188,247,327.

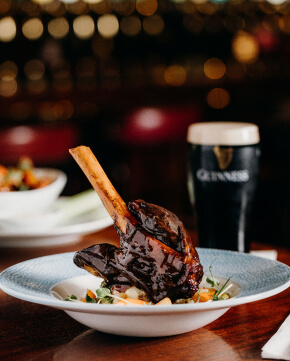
0,250,289,316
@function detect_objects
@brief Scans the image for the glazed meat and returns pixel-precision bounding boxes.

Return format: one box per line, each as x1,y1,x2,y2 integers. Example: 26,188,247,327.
74,199,203,303
70,146,203,303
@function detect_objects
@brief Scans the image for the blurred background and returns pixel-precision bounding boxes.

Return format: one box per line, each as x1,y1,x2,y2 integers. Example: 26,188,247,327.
0,0,289,247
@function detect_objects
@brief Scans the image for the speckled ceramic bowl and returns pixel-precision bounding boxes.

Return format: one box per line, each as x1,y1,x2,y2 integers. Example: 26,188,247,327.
0,249,289,337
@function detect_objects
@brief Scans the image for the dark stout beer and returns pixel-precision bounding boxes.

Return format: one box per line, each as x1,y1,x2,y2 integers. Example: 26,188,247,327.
187,122,260,252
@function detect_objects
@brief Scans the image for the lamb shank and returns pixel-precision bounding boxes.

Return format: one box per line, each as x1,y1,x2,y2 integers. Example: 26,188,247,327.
70,146,203,303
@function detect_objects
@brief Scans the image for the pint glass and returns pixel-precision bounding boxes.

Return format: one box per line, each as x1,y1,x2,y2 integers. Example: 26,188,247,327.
187,122,260,252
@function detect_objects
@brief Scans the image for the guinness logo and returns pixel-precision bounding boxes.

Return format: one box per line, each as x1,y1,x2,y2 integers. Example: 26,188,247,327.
213,146,233,170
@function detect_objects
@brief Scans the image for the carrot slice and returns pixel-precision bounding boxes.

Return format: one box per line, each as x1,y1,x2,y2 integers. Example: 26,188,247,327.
193,289,216,302
87,289,97,299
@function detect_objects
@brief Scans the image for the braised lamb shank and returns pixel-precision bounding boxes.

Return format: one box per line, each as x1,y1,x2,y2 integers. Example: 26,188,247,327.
70,146,203,303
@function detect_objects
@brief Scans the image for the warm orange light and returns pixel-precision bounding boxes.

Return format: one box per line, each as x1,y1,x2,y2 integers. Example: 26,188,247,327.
0,79,17,97
22,18,44,40
279,16,290,34
32,0,54,4
115,0,135,16
143,15,164,36
0,61,18,80
120,16,141,36
0,0,11,14
26,79,47,94
164,65,187,86
232,31,259,63
24,60,45,80
206,88,230,109
53,100,74,120
136,0,157,16
204,58,226,80
48,17,69,39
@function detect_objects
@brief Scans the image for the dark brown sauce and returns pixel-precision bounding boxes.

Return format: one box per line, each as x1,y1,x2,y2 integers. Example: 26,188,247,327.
74,200,203,303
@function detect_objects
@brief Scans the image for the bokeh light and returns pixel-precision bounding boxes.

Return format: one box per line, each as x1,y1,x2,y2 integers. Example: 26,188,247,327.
0,61,18,80
24,60,45,80
0,79,17,97
26,78,47,94
73,15,95,39
22,18,44,40
91,0,114,15
97,14,119,38
120,16,142,36
83,0,104,3
164,65,187,86
232,31,259,63
0,17,16,42
66,1,88,14
143,15,164,36
206,88,230,109
115,0,135,16
136,0,158,16
53,100,74,120
48,17,69,39
204,58,226,79
0,0,11,14
32,0,54,4
279,16,290,34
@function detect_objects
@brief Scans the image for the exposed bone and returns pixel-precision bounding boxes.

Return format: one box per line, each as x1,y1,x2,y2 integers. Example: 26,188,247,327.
69,146,136,234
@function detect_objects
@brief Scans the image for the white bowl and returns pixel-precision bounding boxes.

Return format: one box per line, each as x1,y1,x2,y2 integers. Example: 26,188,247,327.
0,168,67,218
0,249,289,337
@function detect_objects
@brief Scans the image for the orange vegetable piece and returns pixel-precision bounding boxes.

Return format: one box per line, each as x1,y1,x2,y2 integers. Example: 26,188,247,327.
193,288,216,302
87,289,96,299
23,170,39,188
0,165,7,176
114,298,149,306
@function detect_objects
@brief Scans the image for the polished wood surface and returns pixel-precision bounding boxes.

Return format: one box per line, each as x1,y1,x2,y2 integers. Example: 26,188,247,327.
0,226,289,361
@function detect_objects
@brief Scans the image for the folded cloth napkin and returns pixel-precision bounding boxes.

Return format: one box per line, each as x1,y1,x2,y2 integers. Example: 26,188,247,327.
261,314,290,360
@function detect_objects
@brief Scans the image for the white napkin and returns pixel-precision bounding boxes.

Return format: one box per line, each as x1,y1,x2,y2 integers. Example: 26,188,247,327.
250,250,278,261
261,314,290,360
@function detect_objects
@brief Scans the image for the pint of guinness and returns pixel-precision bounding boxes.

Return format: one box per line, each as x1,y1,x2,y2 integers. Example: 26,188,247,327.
187,122,260,252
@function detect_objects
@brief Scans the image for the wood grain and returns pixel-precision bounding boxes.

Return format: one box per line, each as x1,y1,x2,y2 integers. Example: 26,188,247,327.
0,227,289,361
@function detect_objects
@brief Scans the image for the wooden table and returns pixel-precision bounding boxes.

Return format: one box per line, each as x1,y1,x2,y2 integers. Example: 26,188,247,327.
0,226,289,361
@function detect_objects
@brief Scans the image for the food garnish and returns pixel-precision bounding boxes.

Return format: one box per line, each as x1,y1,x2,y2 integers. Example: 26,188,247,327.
64,264,233,305
0,157,52,192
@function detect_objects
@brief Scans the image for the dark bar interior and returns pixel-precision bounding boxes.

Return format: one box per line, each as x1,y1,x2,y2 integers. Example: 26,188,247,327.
0,0,289,247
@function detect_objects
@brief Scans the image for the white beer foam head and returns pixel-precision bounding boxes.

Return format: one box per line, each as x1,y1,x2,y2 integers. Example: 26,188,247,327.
187,122,260,146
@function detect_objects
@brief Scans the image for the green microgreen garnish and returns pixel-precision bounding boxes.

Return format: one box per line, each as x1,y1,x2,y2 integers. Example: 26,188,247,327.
96,287,114,304
212,276,232,301
95,287,144,305
206,257,220,288
64,294,78,302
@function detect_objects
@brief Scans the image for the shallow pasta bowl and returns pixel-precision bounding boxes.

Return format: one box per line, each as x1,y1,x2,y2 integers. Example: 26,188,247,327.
0,248,289,337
